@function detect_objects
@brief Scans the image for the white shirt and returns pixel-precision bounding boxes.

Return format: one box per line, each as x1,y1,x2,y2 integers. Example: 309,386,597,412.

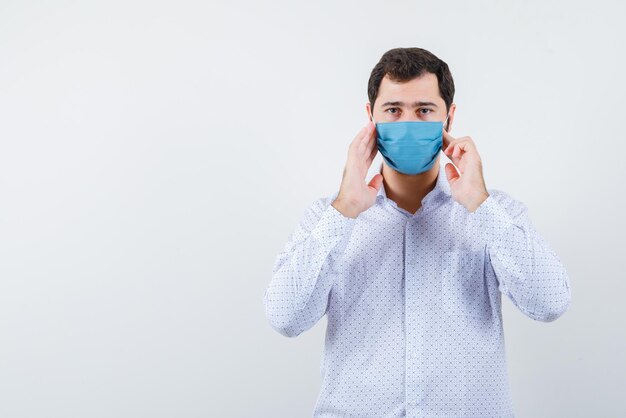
263,159,572,417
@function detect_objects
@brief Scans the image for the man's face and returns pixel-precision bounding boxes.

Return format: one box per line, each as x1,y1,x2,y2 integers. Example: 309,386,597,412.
367,72,455,129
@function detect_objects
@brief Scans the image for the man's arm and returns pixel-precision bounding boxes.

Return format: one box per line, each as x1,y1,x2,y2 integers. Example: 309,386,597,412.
471,191,572,322
264,121,382,337
263,196,356,337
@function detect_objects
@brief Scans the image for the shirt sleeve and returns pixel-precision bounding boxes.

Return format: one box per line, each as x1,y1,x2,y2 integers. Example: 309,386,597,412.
469,191,572,322
263,196,357,337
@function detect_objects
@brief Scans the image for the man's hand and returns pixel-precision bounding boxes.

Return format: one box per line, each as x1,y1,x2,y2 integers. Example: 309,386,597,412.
442,129,489,213
332,121,383,219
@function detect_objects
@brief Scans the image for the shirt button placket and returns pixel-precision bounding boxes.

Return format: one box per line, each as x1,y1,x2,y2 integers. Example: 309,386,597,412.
404,218,423,416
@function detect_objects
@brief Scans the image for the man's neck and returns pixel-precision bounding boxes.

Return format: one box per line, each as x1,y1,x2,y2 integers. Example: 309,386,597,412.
381,160,440,215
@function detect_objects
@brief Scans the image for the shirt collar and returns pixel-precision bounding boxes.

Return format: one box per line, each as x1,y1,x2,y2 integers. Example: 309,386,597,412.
376,158,452,208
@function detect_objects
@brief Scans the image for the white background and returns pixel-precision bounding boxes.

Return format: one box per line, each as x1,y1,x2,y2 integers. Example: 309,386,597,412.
1,1,624,417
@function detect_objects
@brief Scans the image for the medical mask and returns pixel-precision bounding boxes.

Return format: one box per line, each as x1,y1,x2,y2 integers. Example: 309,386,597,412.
372,114,449,175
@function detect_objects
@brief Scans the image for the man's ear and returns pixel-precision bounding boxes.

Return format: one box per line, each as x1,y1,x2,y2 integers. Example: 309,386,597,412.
446,103,457,132
365,102,373,121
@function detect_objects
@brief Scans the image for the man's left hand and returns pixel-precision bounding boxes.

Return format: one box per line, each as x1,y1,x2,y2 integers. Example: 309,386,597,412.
442,129,489,213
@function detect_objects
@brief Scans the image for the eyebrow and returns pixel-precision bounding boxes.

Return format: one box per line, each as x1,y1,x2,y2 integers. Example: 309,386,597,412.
380,101,439,108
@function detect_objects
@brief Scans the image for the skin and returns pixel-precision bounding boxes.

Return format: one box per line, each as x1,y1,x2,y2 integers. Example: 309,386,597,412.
332,72,489,218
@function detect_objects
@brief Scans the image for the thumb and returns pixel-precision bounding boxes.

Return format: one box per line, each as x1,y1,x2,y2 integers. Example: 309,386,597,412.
368,173,383,192
444,163,460,184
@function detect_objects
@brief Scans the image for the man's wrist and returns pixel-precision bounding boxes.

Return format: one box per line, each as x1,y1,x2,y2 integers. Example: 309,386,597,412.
331,198,361,219
469,194,518,245
464,190,490,213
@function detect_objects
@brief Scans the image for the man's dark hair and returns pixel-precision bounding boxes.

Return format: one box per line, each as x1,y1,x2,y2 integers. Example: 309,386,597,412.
367,47,455,113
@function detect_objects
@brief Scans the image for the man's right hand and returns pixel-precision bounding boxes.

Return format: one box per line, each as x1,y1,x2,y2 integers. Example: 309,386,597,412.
331,121,383,219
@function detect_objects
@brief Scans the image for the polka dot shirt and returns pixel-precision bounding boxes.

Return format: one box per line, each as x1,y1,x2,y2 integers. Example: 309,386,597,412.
263,160,572,417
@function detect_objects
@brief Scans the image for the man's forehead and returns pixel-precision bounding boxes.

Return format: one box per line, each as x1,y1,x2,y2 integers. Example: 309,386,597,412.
377,73,442,105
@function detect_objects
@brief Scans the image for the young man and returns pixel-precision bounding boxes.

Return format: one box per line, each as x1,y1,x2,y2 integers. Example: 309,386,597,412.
263,47,571,417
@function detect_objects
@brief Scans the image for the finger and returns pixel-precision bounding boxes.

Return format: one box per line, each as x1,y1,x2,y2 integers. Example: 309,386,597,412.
362,125,376,157
367,173,383,193
442,128,455,150
352,123,374,157
443,136,462,157
443,137,460,155
350,123,372,150
447,140,482,170
365,141,378,167
452,142,464,160
357,127,373,156
444,137,474,156
445,142,465,166
444,162,460,184
451,140,478,163
359,122,375,148
444,135,476,152
449,141,471,166
365,124,377,156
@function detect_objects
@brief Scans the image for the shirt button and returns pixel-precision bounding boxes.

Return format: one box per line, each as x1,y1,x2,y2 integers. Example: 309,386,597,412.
408,350,416,359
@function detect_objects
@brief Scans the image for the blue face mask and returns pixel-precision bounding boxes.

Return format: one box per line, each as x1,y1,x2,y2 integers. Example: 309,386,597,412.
372,114,449,175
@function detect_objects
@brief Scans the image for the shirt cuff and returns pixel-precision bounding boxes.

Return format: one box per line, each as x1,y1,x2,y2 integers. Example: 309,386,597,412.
311,202,357,254
468,194,520,246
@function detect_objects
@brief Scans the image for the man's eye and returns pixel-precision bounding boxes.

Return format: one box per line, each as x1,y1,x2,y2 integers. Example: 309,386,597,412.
385,108,399,114
419,108,433,115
